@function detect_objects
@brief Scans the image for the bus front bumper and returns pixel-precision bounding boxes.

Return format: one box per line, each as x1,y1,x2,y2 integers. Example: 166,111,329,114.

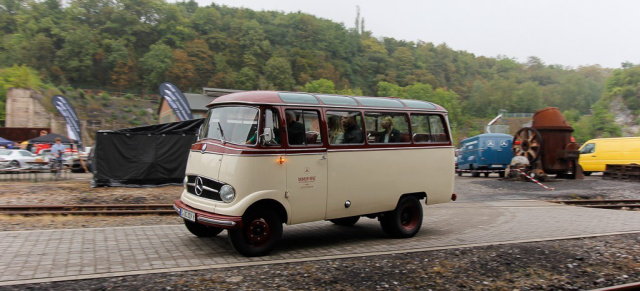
173,200,243,229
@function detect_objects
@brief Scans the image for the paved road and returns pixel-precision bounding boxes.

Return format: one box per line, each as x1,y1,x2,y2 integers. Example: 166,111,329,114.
1,200,639,286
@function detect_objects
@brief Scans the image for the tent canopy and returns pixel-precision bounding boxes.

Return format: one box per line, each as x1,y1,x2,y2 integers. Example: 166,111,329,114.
29,133,75,144
0,136,14,146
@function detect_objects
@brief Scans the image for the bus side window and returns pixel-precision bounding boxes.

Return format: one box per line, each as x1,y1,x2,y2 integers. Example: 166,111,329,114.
365,112,410,143
428,115,449,142
326,111,364,145
411,115,431,143
411,114,449,143
285,109,322,146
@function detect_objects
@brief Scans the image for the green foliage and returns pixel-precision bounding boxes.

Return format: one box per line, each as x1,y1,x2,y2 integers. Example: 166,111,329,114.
0,65,44,125
376,82,403,97
264,57,294,90
303,79,335,94
0,1,631,140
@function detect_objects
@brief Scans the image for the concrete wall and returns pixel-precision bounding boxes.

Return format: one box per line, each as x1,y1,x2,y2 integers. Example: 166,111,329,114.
5,88,53,128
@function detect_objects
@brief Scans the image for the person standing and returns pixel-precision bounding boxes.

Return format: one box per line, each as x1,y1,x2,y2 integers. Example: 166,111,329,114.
51,137,66,176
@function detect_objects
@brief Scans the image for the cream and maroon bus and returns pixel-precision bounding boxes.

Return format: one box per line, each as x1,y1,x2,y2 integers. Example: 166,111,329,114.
174,91,456,256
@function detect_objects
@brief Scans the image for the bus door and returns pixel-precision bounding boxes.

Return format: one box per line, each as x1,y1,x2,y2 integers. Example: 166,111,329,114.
283,109,328,224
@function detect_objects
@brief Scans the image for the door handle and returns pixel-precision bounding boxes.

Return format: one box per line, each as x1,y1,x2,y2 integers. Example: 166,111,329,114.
320,155,327,160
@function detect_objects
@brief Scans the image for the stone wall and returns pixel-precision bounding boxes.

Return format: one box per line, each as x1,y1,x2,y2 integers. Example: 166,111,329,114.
5,88,53,128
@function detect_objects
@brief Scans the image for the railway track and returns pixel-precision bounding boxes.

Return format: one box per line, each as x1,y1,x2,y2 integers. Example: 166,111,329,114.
0,204,176,216
550,199,640,210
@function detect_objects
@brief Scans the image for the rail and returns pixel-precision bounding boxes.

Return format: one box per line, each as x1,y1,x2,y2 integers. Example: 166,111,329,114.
0,204,176,216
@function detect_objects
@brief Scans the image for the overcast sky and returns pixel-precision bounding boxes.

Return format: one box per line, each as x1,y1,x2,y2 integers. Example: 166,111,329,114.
194,0,639,69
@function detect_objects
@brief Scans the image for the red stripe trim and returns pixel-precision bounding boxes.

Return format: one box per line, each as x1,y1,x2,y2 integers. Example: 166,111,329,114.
192,140,452,155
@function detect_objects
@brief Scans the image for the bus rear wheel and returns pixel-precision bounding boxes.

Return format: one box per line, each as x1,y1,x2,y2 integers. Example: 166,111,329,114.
330,216,360,226
228,209,282,257
184,219,223,237
380,196,423,238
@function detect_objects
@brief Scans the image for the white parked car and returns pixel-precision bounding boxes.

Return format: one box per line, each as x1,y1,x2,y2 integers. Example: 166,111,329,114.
38,149,74,167
0,149,38,168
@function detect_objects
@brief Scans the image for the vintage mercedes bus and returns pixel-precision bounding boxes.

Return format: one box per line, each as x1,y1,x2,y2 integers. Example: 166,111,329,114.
173,91,456,256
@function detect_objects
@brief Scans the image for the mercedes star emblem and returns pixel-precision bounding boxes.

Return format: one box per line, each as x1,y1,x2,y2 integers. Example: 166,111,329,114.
194,176,204,196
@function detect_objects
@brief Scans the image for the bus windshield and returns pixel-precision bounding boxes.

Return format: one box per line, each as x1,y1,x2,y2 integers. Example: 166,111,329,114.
200,106,259,145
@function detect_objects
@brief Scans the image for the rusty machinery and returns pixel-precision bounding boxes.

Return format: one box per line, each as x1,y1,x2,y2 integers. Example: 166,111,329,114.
509,107,584,181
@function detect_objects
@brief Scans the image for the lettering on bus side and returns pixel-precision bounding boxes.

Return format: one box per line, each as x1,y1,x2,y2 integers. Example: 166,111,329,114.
298,176,316,189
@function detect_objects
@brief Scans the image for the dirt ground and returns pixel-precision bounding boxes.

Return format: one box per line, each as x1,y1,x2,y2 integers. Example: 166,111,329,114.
0,173,639,290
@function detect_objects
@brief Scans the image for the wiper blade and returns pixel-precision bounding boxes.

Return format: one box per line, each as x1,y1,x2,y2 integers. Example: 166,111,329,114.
217,122,226,144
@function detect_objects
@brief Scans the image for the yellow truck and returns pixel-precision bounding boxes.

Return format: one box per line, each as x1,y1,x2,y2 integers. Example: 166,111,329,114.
579,137,640,175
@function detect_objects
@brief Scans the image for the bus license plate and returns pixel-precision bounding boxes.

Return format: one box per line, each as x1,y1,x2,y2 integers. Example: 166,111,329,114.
180,209,196,222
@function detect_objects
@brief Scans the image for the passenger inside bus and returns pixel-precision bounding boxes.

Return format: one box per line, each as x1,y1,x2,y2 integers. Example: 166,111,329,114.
341,113,364,144
286,110,305,145
371,116,402,143
327,115,344,144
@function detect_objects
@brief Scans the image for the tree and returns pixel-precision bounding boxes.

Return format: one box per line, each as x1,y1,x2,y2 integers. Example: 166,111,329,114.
264,57,294,90
376,81,403,97
139,42,173,89
54,27,99,84
235,67,257,90
304,79,334,94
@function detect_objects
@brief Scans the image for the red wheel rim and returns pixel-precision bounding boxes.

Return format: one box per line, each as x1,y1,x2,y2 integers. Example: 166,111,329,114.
246,218,271,246
400,204,419,230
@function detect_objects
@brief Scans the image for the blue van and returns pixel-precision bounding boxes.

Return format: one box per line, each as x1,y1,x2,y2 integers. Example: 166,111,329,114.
456,133,514,177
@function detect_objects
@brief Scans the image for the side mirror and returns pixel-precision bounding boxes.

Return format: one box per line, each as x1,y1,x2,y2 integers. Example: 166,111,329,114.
197,124,203,140
261,110,275,145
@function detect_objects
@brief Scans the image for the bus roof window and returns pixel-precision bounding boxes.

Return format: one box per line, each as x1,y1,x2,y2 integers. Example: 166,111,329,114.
401,99,437,110
354,97,404,108
278,93,319,104
316,95,358,106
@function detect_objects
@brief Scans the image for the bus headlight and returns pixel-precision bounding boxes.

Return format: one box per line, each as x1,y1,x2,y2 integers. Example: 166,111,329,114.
183,176,188,189
220,185,236,203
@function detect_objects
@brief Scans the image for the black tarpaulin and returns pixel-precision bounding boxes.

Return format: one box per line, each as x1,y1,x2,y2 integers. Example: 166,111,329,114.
92,118,204,187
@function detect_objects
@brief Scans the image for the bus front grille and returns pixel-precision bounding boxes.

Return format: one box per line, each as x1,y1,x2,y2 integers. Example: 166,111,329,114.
186,175,223,201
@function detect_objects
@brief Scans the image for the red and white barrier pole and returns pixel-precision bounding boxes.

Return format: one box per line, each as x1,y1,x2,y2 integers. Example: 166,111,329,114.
513,168,555,191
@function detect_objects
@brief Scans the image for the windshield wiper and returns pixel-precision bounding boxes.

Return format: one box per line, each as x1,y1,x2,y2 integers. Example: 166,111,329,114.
217,122,226,144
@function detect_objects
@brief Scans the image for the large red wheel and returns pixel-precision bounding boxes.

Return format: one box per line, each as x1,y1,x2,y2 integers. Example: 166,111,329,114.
228,209,282,257
380,196,423,238
512,127,542,163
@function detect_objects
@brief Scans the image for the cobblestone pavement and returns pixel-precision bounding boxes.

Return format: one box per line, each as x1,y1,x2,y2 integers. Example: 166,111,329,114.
1,200,639,287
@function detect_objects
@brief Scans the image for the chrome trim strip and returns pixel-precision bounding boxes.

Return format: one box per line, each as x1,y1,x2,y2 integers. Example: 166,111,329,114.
203,186,219,193
327,146,454,152
185,174,224,185
198,216,236,226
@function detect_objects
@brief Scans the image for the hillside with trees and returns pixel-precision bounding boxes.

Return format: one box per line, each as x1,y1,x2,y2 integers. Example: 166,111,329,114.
1,0,637,142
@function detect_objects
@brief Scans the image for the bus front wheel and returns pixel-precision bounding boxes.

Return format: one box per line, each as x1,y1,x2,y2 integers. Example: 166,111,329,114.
184,219,224,237
228,209,282,257
380,196,423,238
